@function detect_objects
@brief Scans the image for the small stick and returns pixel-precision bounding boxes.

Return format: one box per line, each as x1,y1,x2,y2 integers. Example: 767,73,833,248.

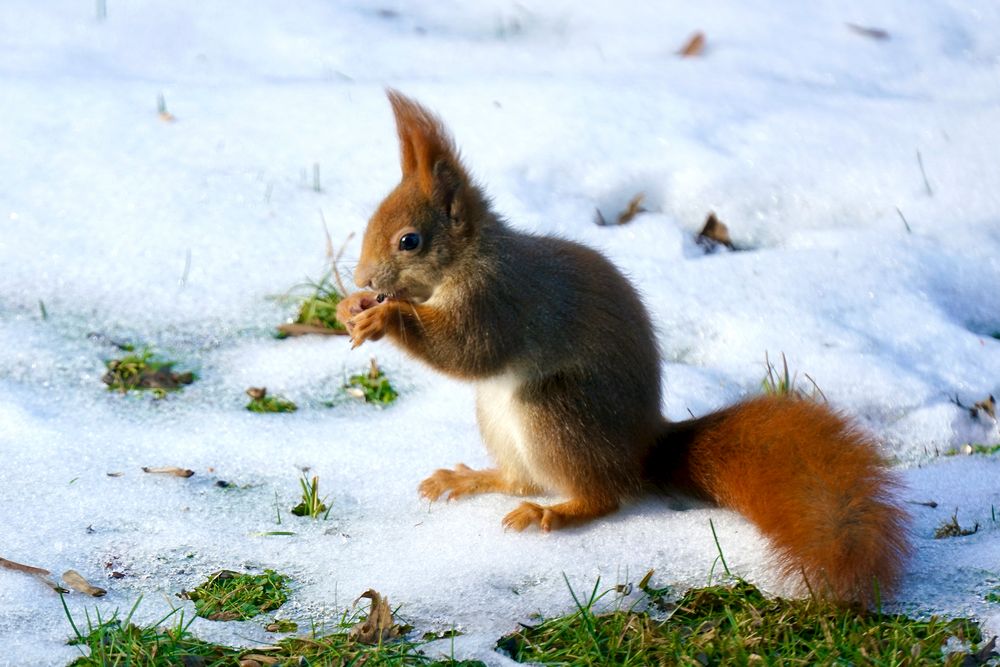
142,466,195,477
895,207,912,233
319,210,354,297
179,248,192,287
276,323,349,337
916,150,933,197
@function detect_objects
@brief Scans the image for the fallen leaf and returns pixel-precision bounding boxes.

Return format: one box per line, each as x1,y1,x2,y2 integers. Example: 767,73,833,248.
106,471,124,477
142,466,195,478
0,556,67,593
349,589,401,644
240,656,279,666
62,570,107,597
208,611,243,622
617,194,646,225
696,212,735,252
678,32,706,57
246,387,267,400
972,395,996,420
594,193,647,227
846,23,890,40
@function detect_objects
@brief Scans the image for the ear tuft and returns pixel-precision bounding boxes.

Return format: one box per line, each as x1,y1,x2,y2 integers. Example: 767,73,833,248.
386,89,463,195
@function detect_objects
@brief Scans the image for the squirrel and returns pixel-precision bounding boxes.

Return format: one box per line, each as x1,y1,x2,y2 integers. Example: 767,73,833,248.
335,90,911,604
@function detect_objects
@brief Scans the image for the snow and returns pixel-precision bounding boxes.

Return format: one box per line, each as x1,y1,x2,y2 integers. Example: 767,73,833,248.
1,0,999,664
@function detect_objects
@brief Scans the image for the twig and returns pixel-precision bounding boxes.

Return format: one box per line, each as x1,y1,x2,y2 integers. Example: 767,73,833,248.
319,211,354,297
895,207,912,234
179,248,192,287
916,150,933,197
277,323,349,337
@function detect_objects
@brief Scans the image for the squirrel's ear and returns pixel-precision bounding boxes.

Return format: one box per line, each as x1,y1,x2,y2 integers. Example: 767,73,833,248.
386,89,461,194
431,159,469,229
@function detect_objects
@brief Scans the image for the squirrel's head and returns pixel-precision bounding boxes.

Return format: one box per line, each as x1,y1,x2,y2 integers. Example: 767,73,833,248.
355,90,486,304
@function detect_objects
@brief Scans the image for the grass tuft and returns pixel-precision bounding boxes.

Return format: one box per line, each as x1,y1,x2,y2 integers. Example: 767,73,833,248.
63,592,483,666
291,474,331,519
498,578,984,666
945,442,1000,456
245,386,297,413
346,358,399,406
760,351,825,402
64,595,233,666
276,224,354,337
934,512,980,539
281,269,347,334
102,348,194,397
179,569,290,621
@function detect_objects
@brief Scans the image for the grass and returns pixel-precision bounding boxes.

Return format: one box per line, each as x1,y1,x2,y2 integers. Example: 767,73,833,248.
346,358,399,406
102,348,194,397
946,442,1000,456
760,351,825,402
64,596,232,666
179,569,290,621
935,512,980,539
276,224,354,337
285,269,347,332
291,474,331,519
63,592,486,666
245,386,298,413
62,573,990,667
497,577,985,666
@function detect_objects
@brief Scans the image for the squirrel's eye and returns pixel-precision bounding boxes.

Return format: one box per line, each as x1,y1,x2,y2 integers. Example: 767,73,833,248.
398,232,421,252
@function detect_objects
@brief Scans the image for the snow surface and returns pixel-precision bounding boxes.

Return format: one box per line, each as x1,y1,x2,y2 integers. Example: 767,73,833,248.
1,1,999,664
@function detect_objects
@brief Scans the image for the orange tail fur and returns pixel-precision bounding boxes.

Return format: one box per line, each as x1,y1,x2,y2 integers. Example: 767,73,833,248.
650,396,911,604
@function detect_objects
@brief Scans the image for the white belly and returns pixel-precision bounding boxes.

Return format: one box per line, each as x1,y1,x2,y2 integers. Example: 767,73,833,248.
475,371,550,491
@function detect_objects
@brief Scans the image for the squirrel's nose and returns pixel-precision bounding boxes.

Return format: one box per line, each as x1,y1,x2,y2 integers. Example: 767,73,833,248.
354,263,374,290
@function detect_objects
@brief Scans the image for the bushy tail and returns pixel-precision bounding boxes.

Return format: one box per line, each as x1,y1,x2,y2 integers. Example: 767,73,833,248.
649,396,911,604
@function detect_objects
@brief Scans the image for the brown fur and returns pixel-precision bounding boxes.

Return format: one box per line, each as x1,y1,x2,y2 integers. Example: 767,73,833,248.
335,90,911,604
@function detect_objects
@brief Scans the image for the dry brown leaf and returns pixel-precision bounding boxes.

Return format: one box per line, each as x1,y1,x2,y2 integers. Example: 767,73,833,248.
617,194,647,225
142,466,195,478
846,23,890,40
696,212,735,251
246,387,267,400
208,611,243,622
349,589,401,645
240,655,280,666
678,32,706,57
0,557,67,593
62,570,107,597
276,323,349,337
972,395,997,420
594,193,647,227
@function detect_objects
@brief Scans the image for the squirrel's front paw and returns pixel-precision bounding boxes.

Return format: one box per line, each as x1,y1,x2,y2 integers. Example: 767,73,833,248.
337,292,390,348
347,304,392,349
336,291,379,331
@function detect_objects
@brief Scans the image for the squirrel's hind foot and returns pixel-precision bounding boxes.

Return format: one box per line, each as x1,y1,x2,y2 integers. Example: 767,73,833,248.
502,497,619,533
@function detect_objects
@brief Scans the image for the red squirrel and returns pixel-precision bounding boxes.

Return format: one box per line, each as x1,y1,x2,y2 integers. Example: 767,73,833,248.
335,90,910,604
